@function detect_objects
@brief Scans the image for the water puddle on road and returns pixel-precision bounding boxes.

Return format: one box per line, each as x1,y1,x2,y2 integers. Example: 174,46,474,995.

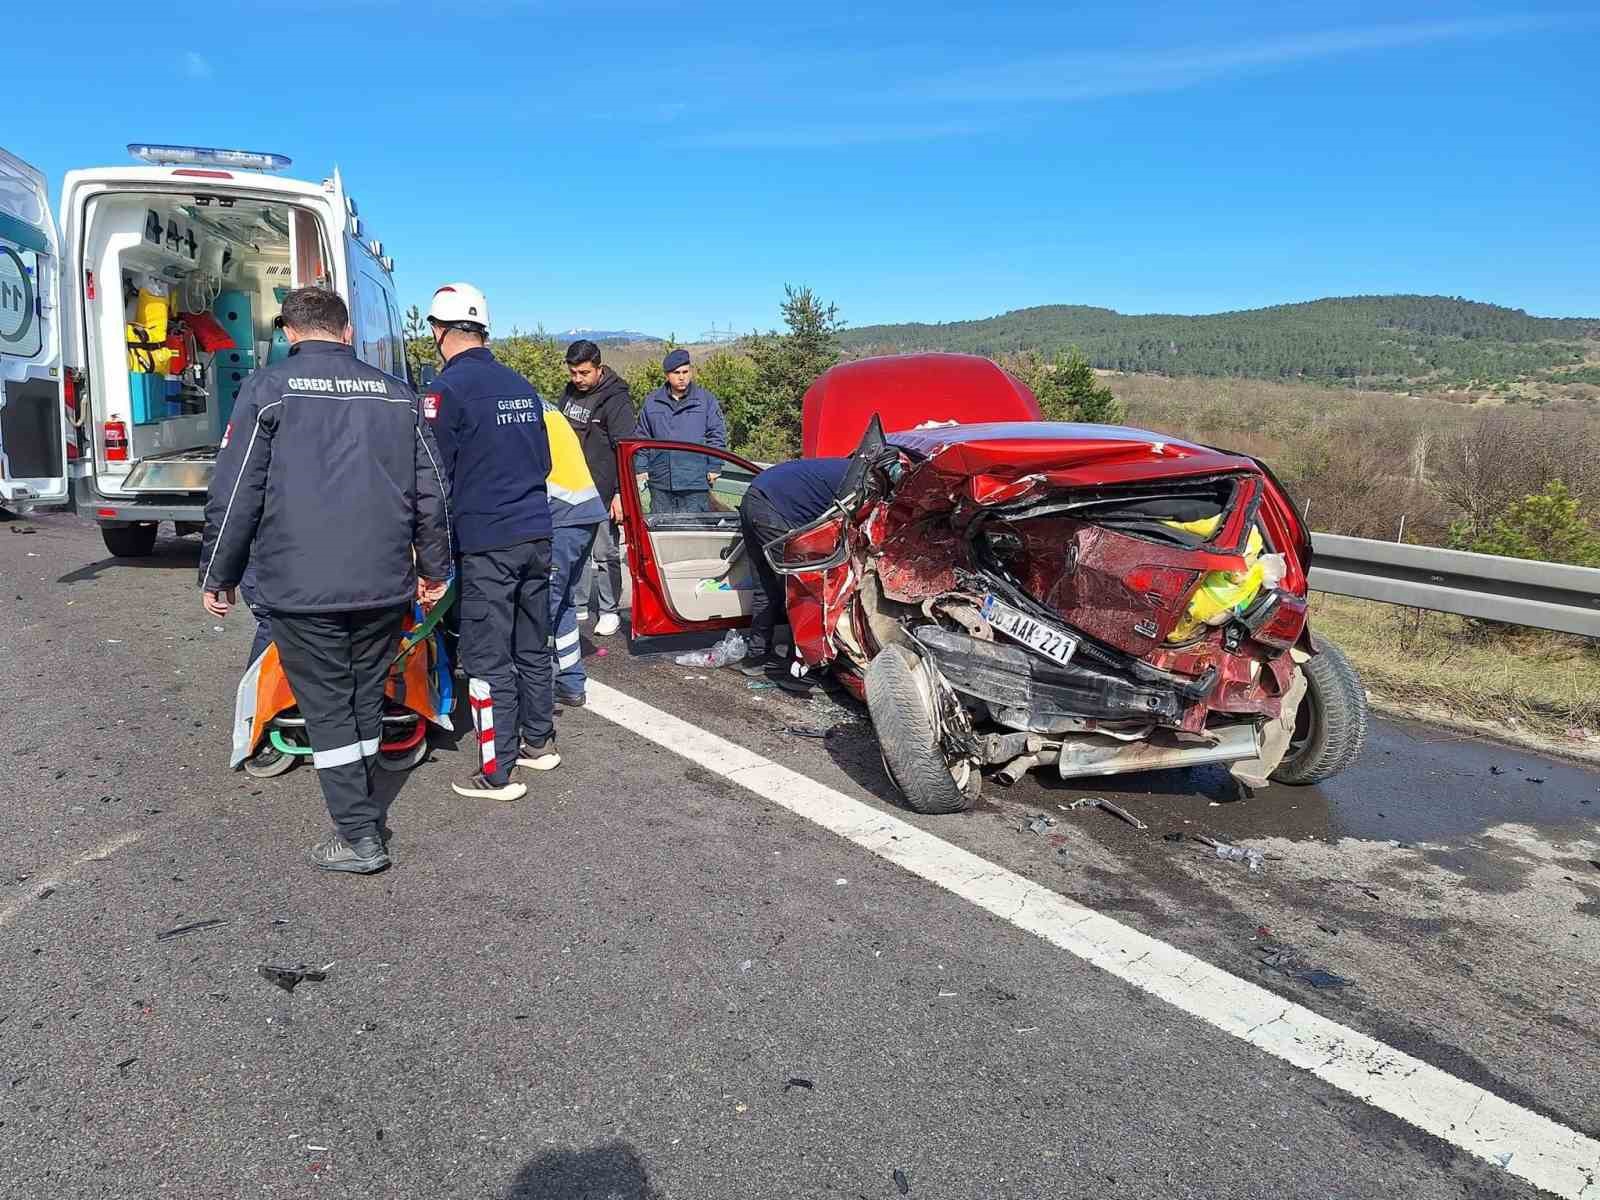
1016,717,1600,847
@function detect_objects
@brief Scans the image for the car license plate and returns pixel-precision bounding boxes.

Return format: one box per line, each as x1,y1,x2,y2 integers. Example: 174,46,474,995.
981,594,1078,666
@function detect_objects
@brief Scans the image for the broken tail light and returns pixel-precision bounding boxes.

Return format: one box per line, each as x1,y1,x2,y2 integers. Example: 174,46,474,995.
1124,565,1201,611
1242,590,1308,649
769,514,849,574
104,421,129,463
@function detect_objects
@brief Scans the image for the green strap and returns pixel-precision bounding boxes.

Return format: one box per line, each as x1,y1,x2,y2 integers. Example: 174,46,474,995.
392,579,457,667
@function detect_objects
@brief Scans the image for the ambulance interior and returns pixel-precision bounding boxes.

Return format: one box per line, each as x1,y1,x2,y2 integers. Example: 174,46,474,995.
84,191,326,490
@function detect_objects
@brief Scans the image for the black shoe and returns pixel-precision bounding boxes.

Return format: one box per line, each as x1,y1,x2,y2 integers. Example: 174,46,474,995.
734,650,778,678
516,737,561,771
307,834,390,874
555,689,587,708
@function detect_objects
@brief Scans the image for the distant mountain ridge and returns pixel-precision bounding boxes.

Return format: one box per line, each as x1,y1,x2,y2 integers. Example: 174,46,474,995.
840,295,1600,388
557,328,658,344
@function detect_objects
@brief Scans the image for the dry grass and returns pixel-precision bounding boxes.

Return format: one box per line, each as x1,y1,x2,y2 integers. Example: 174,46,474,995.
1311,594,1600,738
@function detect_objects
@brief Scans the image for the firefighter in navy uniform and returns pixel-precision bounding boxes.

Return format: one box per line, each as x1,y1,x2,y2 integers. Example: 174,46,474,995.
198,288,451,875
423,283,561,801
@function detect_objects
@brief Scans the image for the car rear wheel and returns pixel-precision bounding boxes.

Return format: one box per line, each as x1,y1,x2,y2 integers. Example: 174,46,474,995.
865,644,978,814
1270,638,1368,785
101,523,158,558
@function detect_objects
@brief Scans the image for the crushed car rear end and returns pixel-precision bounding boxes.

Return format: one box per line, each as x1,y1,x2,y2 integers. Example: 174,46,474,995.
771,420,1368,814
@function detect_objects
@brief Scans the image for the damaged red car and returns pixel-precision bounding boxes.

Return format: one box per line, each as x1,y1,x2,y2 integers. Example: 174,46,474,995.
619,353,1368,814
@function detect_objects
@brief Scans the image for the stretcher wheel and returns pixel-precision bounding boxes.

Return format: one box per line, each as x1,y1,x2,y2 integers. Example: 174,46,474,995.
375,737,429,772
243,742,298,778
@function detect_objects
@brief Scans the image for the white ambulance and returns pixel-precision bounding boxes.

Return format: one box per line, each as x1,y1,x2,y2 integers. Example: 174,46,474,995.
0,143,408,556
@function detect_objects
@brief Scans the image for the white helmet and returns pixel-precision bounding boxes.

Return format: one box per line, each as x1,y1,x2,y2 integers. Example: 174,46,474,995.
427,282,491,332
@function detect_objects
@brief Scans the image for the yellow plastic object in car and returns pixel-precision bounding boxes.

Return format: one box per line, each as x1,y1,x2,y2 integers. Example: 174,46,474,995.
1165,526,1268,643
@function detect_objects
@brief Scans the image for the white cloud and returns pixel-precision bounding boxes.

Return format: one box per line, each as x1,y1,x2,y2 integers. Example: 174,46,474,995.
680,15,1583,150
184,52,213,80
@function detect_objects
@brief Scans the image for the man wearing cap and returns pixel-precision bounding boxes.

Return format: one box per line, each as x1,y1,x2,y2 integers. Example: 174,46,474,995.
423,283,561,803
633,348,728,514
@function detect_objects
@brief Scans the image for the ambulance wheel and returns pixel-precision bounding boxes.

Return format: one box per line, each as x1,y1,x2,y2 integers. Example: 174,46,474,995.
243,743,298,778
101,523,158,558
375,738,429,772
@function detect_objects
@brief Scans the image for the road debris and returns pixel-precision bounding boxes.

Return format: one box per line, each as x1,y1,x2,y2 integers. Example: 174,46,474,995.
674,630,747,669
893,1168,911,1194
1058,797,1148,830
1317,924,1341,936
8,526,36,535
746,680,776,690
1162,832,1185,843
155,917,228,941
115,1057,137,1076
783,1077,814,1092
1025,815,1056,835
738,959,753,973
257,963,328,993
1215,844,1264,872
1526,776,1546,784
1299,969,1352,989
780,725,830,739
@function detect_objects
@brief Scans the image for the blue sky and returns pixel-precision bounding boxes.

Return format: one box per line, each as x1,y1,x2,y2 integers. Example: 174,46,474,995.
14,1,1598,336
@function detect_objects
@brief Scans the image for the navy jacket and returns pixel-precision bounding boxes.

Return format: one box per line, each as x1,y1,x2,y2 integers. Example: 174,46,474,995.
424,347,553,554
749,457,851,528
198,340,451,612
634,383,727,493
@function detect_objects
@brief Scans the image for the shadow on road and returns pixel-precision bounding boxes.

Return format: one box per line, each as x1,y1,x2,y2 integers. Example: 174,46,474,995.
500,1140,662,1200
57,535,200,584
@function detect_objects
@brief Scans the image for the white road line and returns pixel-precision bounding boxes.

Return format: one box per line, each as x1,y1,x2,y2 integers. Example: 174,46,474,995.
0,831,145,930
585,680,1598,1199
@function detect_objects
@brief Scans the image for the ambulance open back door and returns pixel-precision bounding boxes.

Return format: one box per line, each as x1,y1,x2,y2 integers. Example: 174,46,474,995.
0,147,71,510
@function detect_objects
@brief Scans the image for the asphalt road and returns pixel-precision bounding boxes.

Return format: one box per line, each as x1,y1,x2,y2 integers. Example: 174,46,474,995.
2,512,1596,1199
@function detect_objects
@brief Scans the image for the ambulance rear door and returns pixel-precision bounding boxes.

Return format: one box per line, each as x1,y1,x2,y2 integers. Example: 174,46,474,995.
0,146,70,507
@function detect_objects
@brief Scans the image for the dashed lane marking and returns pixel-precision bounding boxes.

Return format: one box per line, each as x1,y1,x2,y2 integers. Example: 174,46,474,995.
586,680,1598,1199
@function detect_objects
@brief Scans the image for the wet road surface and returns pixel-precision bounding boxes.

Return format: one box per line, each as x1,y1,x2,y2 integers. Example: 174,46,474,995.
2,512,1596,1198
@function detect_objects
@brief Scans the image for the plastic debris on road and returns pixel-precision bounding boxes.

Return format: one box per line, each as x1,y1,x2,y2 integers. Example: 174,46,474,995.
783,1077,815,1092
674,630,747,669
894,1168,911,1195
1215,843,1265,872
258,963,329,993
1025,815,1057,835
155,917,228,941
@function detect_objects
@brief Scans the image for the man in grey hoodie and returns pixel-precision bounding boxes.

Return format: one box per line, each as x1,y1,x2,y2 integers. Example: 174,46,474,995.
560,339,636,635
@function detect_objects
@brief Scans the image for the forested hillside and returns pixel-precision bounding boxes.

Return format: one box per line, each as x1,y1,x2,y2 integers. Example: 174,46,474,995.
842,295,1600,388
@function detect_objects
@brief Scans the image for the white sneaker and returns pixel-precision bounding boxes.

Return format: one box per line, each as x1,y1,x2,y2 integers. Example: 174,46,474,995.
577,611,592,623
594,612,621,637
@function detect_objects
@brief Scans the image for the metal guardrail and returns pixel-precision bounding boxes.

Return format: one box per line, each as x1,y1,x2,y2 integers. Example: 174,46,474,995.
1308,533,1600,637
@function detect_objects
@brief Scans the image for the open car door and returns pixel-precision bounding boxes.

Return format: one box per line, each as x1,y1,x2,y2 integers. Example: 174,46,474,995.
0,147,70,509
617,439,763,638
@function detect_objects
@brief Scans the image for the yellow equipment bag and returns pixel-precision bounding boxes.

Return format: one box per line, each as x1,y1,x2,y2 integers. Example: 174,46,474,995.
125,288,174,374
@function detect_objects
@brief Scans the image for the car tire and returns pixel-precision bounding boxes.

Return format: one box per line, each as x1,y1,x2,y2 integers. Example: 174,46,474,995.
1269,638,1368,785
865,643,977,814
101,523,158,558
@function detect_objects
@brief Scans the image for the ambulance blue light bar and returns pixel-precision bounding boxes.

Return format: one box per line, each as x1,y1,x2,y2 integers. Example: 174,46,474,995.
127,144,293,172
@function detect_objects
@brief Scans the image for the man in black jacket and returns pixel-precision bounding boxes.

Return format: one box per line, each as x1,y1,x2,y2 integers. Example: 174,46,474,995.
199,288,451,875
559,339,634,636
